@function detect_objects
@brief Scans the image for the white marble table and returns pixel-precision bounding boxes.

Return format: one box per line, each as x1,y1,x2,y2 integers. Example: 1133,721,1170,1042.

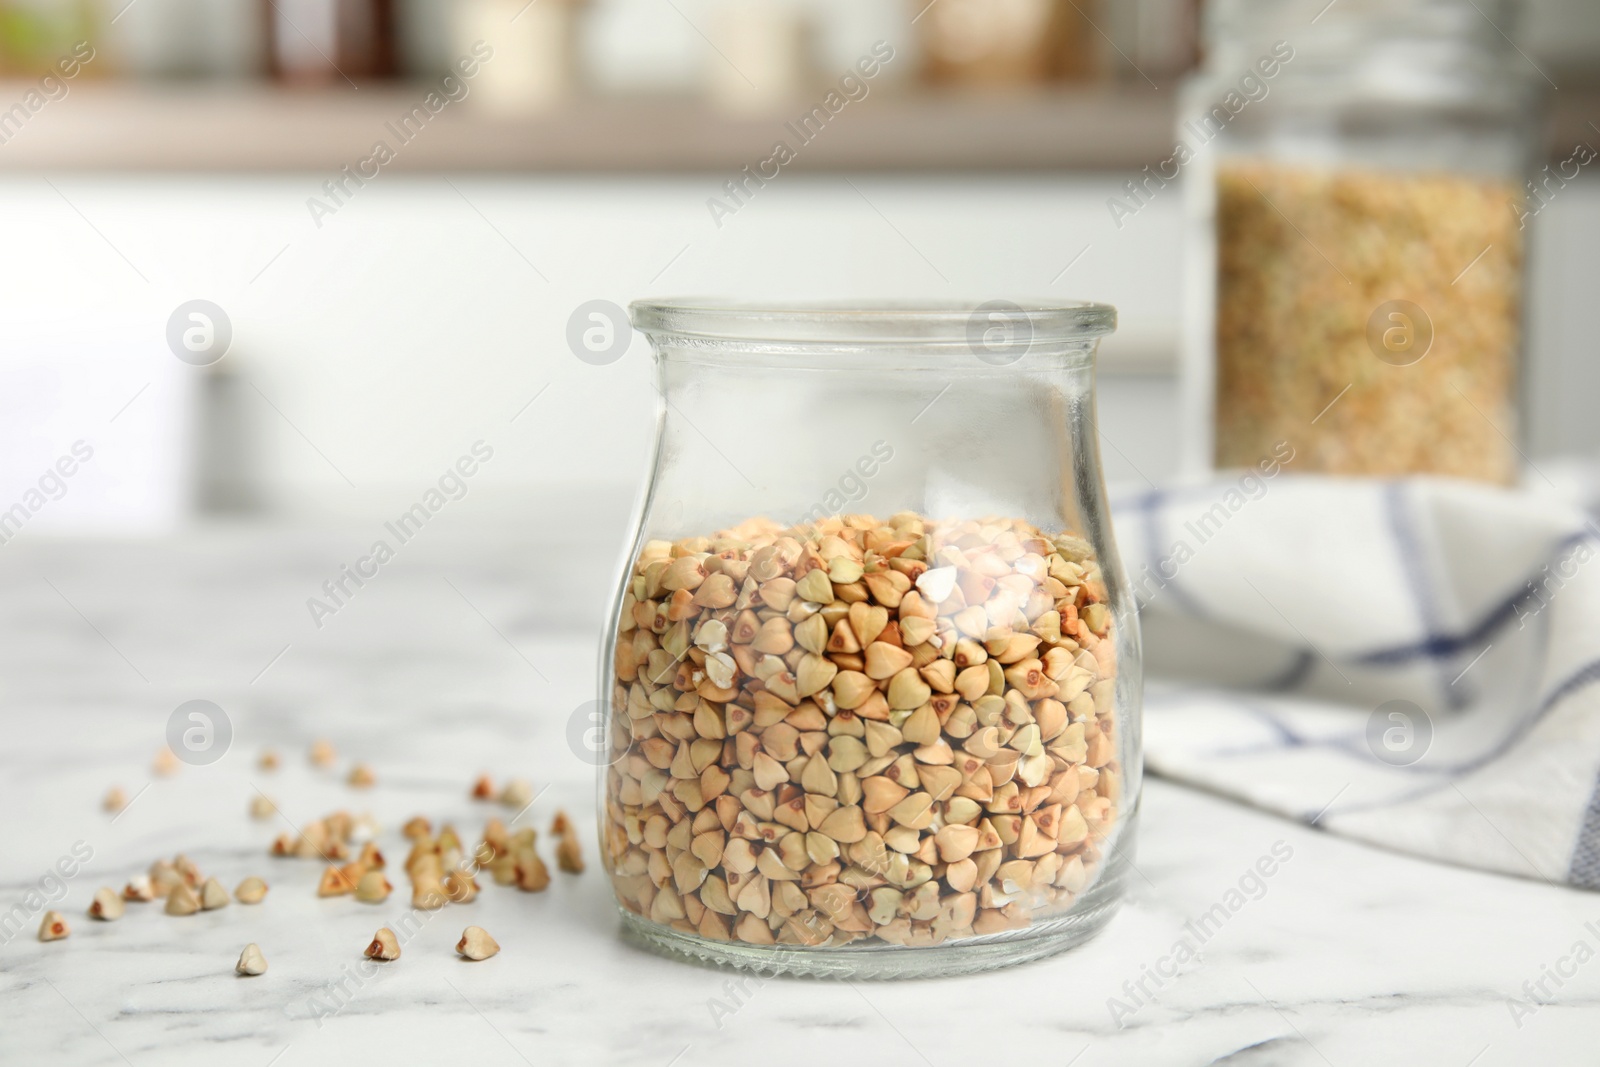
3,524,1598,1067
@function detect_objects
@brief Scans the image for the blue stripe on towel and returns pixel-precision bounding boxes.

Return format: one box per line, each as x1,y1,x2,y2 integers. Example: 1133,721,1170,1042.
1263,649,1316,692
1121,493,1593,670
1353,527,1595,667
1180,656,1600,840
1382,482,1463,710
1241,700,1310,747
1568,745,1600,889
1538,660,1600,883
1181,653,1600,788
1122,495,1597,674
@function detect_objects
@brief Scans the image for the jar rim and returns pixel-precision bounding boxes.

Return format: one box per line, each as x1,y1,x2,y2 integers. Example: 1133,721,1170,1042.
629,298,1117,345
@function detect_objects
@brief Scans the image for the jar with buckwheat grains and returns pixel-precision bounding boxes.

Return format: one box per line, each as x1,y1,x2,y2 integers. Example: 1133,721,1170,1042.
597,299,1141,978
1179,0,1539,482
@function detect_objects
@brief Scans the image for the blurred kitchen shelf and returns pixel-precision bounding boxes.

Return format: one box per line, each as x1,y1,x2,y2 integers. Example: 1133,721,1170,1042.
2,82,1593,173
0,83,1175,172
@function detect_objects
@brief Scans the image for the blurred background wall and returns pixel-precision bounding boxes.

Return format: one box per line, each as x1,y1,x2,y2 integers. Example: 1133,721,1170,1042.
1,0,1597,529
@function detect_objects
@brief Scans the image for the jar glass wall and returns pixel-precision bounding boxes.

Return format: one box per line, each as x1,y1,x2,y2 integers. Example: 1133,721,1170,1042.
1180,0,1539,482
598,300,1142,979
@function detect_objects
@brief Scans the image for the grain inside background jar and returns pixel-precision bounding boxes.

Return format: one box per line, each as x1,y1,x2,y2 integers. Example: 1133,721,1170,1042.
604,512,1120,949
1214,160,1523,483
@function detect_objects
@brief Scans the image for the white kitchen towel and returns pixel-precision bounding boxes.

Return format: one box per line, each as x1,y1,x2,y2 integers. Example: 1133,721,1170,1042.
1111,472,1600,889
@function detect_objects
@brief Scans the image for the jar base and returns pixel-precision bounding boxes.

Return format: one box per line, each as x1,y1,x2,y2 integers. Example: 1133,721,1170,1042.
617,834,1132,980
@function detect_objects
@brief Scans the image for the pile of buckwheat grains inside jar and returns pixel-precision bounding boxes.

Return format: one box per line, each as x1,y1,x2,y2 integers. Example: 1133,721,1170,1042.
603,511,1120,950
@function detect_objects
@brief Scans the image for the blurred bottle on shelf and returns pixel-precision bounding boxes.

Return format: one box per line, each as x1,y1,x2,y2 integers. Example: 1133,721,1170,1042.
1102,0,1199,83
96,0,264,80
0,0,96,75
915,0,1098,87
451,0,586,113
395,0,448,77
263,0,398,83
704,0,814,112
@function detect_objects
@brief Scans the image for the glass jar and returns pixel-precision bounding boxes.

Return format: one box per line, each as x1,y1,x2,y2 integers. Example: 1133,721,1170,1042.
598,299,1142,978
263,0,398,83
1180,0,1539,482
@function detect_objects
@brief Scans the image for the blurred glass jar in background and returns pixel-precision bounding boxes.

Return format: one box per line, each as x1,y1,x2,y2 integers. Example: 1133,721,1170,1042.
264,0,398,83
452,0,587,113
703,0,814,113
104,0,263,81
916,0,1099,87
1180,0,1540,482
599,300,1141,978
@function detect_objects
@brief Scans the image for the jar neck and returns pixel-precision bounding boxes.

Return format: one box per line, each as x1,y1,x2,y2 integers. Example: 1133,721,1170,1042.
645,340,1102,374
629,300,1117,371
640,348,1104,541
